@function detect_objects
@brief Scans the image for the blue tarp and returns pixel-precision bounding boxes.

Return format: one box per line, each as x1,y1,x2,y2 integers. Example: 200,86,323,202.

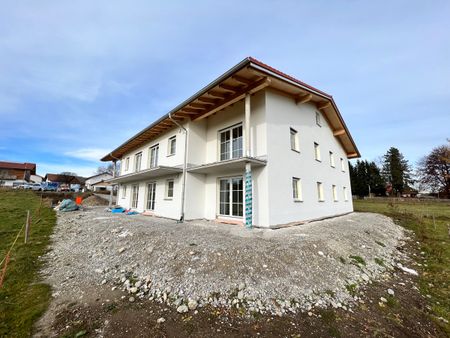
59,199,79,212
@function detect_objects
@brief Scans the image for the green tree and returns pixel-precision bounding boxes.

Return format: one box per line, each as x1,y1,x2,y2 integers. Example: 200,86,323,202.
381,147,413,195
416,142,450,196
350,160,385,197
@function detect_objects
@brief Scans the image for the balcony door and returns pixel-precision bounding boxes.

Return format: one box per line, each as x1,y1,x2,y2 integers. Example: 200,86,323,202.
219,124,243,161
219,177,243,217
146,182,156,210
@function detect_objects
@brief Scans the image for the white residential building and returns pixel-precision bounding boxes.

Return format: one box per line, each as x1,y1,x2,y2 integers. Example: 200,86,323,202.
85,172,114,191
102,58,360,228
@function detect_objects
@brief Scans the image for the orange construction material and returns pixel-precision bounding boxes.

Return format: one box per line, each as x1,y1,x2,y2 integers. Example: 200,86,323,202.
75,197,82,205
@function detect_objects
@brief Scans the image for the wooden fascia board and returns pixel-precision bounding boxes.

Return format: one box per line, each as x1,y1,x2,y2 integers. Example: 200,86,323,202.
295,93,312,104
333,129,346,136
194,78,271,121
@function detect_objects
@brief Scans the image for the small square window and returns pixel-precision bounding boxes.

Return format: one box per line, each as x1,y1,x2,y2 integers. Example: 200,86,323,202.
168,136,176,156
292,177,302,201
317,182,324,201
329,151,335,167
166,180,174,199
332,185,338,201
316,112,321,126
290,128,299,152
314,143,321,161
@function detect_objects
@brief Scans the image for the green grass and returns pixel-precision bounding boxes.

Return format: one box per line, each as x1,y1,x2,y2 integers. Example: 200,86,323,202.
349,255,366,266
0,190,56,337
354,198,450,334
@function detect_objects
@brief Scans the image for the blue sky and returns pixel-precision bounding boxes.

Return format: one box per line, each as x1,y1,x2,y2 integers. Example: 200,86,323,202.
0,1,449,177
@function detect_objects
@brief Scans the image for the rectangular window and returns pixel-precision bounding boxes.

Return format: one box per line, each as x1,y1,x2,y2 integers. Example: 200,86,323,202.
168,136,176,156
134,153,142,172
149,145,159,168
340,158,345,172
219,124,243,161
166,179,174,199
314,143,321,161
343,186,348,201
131,184,139,209
122,185,127,198
332,185,338,201
292,177,302,201
316,111,321,126
219,177,243,217
290,128,299,152
329,151,335,167
146,182,156,210
317,182,324,201
125,157,130,171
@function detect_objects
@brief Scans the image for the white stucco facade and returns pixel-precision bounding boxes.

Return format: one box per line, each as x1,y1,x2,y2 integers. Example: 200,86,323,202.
113,89,354,228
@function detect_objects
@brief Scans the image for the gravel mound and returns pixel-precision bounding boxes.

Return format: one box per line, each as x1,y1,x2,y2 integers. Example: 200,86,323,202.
81,195,109,206
40,208,407,316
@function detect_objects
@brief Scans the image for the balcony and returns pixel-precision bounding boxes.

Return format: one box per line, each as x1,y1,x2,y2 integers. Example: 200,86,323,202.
187,156,266,175
109,166,183,184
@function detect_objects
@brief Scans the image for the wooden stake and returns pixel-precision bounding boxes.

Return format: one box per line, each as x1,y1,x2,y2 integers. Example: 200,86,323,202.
24,210,30,244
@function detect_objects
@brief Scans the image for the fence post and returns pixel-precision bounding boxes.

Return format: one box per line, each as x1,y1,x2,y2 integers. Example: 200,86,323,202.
24,210,30,244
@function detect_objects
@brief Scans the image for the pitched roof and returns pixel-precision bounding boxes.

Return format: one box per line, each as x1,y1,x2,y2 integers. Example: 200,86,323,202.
0,161,36,171
45,174,86,184
102,57,360,161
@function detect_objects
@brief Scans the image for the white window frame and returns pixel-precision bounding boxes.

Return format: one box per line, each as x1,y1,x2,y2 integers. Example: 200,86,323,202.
134,153,142,172
314,142,321,161
292,177,302,201
290,128,299,152
316,111,321,126
125,157,130,172
332,185,338,201
329,151,335,167
131,184,139,209
165,179,174,199
341,158,345,172
146,182,156,210
219,124,243,161
343,186,349,201
149,144,159,168
122,185,127,198
218,176,244,217
317,182,324,202
168,136,176,156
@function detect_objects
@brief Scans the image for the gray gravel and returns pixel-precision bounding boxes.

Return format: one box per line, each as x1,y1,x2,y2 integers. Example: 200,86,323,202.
40,207,408,315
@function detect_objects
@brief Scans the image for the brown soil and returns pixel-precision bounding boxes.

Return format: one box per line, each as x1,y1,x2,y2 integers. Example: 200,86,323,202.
81,195,109,206
48,255,445,338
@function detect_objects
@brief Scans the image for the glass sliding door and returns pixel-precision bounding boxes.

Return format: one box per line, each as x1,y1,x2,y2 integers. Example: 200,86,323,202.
131,184,139,209
146,182,156,210
219,177,243,217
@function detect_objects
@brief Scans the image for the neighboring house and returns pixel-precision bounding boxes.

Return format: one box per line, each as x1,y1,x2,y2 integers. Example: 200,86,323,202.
45,174,86,191
85,172,114,191
30,174,44,183
0,161,36,187
102,57,360,228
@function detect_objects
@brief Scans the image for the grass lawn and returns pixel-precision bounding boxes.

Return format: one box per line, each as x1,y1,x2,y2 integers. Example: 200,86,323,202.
354,198,450,334
0,190,56,337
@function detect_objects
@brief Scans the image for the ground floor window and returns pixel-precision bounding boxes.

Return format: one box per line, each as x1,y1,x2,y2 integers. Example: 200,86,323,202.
165,179,174,199
122,185,127,198
292,177,302,201
219,177,243,217
146,182,156,210
131,184,139,209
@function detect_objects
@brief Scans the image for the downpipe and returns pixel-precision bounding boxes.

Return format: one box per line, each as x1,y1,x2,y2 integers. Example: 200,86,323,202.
169,112,187,223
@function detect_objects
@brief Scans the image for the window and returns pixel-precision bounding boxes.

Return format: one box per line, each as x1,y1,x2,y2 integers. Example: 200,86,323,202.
316,111,321,126
343,186,348,201
219,124,243,161
292,177,302,201
147,182,156,210
314,143,321,161
168,136,176,156
149,144,159,168
122,185,127,198
219,177,243,217
134,153,142,172
317,182,324,201
340,158,345,172
131,184,139,209
165,179,174,199
125,157,130,171
332,185,338,201
329,151,335,167
290,128,299,152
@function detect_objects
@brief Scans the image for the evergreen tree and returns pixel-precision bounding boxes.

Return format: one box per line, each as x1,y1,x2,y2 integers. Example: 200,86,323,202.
381,147,413,194
350,160,385,197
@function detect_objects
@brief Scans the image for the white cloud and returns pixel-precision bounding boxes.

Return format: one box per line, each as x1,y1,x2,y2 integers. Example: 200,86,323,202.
64,148,110,162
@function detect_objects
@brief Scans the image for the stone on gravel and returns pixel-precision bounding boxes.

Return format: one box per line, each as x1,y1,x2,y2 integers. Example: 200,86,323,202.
118,247,126,254
129,297,135,302
387,288,395,296
380,297,387,303
188,299,198,310
157,317,166,324
177,305,189,313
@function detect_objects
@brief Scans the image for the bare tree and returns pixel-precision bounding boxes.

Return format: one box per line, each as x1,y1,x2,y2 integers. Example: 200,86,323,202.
416,142,450,196
96,163,120,176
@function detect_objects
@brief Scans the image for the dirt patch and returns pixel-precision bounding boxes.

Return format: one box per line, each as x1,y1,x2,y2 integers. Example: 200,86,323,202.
81,195,109,207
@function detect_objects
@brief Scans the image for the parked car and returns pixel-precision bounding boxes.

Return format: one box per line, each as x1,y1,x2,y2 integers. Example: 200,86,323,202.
14,183,31,189
28,183,43,191
42,182,58,191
